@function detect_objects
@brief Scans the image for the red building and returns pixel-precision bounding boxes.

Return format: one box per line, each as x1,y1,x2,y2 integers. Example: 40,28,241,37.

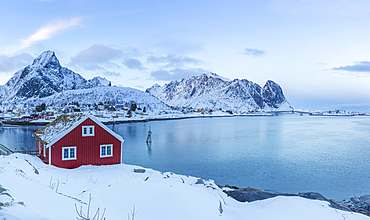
34,114,124,169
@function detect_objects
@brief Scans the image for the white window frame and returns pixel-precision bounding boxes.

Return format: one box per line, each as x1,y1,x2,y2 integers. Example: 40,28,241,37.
62,146,77,160
100,144,113,158
82,126,95,137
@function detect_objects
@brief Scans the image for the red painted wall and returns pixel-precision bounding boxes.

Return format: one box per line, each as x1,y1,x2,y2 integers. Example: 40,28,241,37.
35,140,48,164
50,118,122,168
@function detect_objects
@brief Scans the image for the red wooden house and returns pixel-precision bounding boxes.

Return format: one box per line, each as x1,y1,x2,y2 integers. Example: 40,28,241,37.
34,114,124,169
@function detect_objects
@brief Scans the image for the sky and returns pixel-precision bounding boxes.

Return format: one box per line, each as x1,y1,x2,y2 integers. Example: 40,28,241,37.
1,0,370,111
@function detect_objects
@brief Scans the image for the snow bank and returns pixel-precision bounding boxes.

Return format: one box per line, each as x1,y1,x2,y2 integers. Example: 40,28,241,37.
0,154,368,220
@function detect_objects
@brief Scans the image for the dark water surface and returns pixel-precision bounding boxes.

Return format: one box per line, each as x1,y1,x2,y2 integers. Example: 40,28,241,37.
1,114,369,200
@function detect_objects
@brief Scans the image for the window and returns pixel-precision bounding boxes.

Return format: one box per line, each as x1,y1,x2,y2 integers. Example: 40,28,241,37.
100,144,113,158
62,147,77,160
82,126,94,137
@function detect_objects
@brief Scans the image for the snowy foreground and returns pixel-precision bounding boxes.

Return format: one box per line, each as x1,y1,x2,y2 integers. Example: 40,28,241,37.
0,154,369,220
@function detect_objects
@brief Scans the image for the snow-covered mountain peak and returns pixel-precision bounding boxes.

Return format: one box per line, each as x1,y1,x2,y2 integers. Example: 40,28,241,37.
203,72,231,81
88,76,111,87
1,50,93,101
31,50,60,68
147,74,293,113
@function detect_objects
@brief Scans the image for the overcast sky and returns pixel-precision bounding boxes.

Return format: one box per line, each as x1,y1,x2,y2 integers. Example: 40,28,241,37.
1,0,370,111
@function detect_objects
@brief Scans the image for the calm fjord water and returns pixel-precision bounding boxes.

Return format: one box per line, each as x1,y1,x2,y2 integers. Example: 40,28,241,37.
1,114,369,200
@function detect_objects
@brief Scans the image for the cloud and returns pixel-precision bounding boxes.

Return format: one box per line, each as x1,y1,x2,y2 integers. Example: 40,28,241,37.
147,54,202,68
0,53,34,73
332,61,370,72
70,44,146,72
122,58,146,71
69,44,146,77
102,71,121,77
243,48,266,57
70,44,123,65
69,44,125,76
9,18,81,53
150,68,206,81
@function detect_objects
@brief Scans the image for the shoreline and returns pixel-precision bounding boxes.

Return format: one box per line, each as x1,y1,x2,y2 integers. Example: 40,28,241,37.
3,111,369,127
1,112,274,126
221,185,370,217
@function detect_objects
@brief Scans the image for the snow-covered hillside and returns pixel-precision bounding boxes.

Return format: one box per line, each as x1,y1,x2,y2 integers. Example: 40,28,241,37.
0,85,4,98
0,154,368,220
2,51,93,101
146,73,293,113
0,51,172,113
4,86,172,113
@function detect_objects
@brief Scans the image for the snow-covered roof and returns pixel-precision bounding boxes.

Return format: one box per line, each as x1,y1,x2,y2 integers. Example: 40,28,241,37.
34,114,84,145
34,114,124,146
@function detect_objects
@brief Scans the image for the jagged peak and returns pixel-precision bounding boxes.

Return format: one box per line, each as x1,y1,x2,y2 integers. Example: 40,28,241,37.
88,76,111,87
263,79,279,88
31,50,60,68
203,72,231,81
150,83,161,88
191,72,231,82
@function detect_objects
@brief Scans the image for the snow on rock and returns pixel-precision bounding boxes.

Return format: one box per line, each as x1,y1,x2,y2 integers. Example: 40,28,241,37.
146,73,293,113
204,72,231,81
88,76,111,87
1,51,93,101
0,51,172,113
0,154,368,220
0,85,4,98
10,86,173,114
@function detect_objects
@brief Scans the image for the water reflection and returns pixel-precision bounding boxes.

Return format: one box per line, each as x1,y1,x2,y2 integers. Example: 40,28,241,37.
2,115,370,200
0,126,43,151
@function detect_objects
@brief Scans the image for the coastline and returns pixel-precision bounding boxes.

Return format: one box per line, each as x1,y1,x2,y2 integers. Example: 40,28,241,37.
221,185,370,217
2,113,370,217
0,153,369,219
3,111,369,127
1,112,274,126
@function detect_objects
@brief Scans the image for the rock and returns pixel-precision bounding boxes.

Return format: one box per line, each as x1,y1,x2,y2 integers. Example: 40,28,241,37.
223,185,370,217
223,187,296,202
195,179,205,185
350,195,370,211
146,73,293,113
299,192,328,202
133,169,146,173
2,51,93,102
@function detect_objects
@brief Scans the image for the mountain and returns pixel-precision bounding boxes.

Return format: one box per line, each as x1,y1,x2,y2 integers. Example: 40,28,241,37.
146,73,293,113
0,51,172,113
0,85,4,98
15,86,172,113
88,76,111,87
1,51,93,101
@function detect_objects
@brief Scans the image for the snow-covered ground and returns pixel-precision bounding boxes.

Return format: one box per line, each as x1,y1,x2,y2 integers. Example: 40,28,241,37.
0,154,368,220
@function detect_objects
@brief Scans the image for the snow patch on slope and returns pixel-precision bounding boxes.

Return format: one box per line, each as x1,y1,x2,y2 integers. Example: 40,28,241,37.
1,86,172,113
0,154,367,220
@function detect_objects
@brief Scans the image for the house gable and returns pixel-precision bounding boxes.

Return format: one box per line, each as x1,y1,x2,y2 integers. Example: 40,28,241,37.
51,117,122,168
34,114,124,168
34,115,124,148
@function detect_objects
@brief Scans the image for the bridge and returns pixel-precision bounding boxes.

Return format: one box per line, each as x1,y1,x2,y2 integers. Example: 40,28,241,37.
267,110,310,116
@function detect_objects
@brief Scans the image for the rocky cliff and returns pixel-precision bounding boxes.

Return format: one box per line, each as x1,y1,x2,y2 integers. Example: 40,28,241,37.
146,72,293,113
